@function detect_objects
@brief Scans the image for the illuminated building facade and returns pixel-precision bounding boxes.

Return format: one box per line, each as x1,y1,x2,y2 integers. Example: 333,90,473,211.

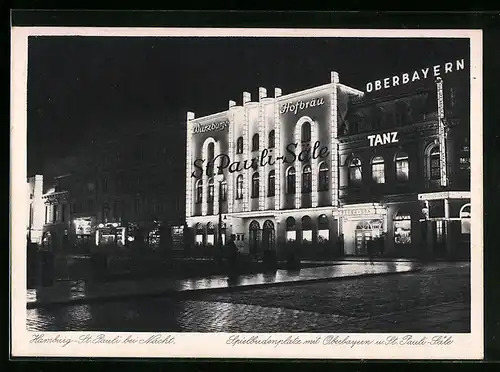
185,66,471,259
27,175,45,244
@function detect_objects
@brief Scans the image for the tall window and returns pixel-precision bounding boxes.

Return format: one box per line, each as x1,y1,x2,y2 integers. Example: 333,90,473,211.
207,142,215,176
236,175,243,199
348,158,362,185
221,180,227,201
236,137,244,154
195,180,203,203
317,214,329,242
395,152,410,182
252,134,259,152
302,216,313,243
318,162,329,191
286,217,296,242
302,165,312,193
268,170,275,197
207,178,214,203
371,156,385,184
251,172,260,198
301,122,311,142
268,130,275,149
286,167,296,194
429,147,441,180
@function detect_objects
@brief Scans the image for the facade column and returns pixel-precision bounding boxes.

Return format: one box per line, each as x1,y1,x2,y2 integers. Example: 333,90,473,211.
274,88,282,211
242,92,251,212
185,112,195,218
228,100,236,214
444,198,453,256
294,125,302,209
311,122,319,208
330,71,340,208
258,87,267,211
213,141,221,216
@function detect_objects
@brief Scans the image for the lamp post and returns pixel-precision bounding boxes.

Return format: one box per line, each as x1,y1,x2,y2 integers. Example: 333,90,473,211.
214,174,224,252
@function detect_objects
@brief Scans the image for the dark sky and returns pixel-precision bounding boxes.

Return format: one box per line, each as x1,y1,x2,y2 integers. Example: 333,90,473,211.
27,36,470,176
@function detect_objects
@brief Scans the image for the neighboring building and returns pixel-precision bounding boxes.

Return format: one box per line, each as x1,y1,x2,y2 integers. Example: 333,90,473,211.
185,62,470,259
27,174,44,244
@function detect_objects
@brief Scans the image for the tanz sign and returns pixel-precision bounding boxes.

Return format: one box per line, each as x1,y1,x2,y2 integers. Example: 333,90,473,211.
367,131,399,147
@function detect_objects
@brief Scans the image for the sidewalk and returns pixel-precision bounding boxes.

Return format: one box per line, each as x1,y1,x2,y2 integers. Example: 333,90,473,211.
27,261,419,309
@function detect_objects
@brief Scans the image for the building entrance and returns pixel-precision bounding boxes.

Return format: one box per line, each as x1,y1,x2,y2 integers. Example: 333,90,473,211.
354,219,383,256
249,220,261,259
262,220,276,251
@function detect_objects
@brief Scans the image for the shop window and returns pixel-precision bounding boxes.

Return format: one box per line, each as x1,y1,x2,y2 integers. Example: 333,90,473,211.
268,130,275,149
429,146,441,180
251,172,260,198
207,223,215,246
318,162,329,191
348,157,362,185
286,217,296,242
207,178,215,203
236,137,244,154
301,122,311,143
395,152,410,182
301,216,313,243
318,214,329,242
235,175,243,199
221,180,228,201
195,180,203,204
371,156,385,184
286,167,296,194
460,204,471,234
394,212,411,244
302,165,312,193
268,170,275,197
252,134,259,152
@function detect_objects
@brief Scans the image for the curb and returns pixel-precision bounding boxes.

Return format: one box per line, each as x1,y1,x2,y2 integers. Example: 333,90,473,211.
27,267,421,310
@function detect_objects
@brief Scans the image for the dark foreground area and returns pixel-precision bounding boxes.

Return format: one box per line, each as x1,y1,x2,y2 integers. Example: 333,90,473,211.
27,262,470,333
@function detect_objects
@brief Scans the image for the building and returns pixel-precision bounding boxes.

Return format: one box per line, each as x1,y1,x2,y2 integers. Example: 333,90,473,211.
27,174,45,244
38,121,186,253
185,63,471,259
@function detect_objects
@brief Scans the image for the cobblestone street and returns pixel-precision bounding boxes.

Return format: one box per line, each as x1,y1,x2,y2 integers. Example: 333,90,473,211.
27,262,470,333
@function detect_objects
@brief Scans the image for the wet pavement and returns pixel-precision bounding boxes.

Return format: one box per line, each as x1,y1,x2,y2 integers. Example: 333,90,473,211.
27,261,418,308
26,262,470,333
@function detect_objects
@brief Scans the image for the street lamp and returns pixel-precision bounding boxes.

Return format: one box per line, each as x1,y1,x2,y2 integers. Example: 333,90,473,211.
214,173,224,251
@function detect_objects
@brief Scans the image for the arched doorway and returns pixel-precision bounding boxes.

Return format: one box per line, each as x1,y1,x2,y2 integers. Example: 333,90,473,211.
262,220,276,251
354,221,372,255
249,220,261,258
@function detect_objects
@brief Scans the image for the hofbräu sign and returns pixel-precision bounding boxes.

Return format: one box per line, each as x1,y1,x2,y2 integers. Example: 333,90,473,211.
280,96,325,115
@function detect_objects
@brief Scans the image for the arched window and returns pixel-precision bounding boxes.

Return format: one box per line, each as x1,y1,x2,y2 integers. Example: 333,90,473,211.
252,133,259,152
348,157,362,185
268,170,275,197
302,164,312,193
221,180,227,201
429,147,441,180
286,167,296,194
318,162,329,191
317,214,329,242
236,137,243,154
286,217,296,242
301,122,311,142
207,178,214,203
395,152,410,182
371,156,385,184
194,223,204,245
301,216,313,243
195,180,203,203
268,130,275,149
235,175,243,199
207,142,215,176
251,172,259,198
206,222,215,246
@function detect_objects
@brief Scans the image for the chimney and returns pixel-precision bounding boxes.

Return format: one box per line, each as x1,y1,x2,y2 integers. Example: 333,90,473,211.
258,87,267,100
331,71,339,84
229,100,236,108
274,88,282,98
243,92,251,105
187,112,195,121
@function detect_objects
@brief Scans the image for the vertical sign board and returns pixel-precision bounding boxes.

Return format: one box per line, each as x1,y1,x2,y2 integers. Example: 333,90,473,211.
436,78,448,187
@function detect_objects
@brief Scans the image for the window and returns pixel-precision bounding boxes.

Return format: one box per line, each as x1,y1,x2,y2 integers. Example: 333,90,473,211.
371,156,385,184
252,134,259,152
301,122,311,142
286,217,296,242
102,177,108,193
236,137,243,154
236,175,243,199
302,165,312,193
394,212,411,244
207,178,214,203
268,130,275,149
221,180,228,201
348,158,362,185
268,170,275,196
318,162,329,191
318,214,329,243
302,216,313,243
195,180,203,204
395,152,410,182
207,143,215,176
251,172,259,198
429,147,441,180
286,167,296,194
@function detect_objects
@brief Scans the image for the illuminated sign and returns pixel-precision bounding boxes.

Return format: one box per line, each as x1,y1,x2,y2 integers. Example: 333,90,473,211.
365,59,465,93
367,131,399,147
436,77,448,187
192,120,229,135
280,97,325,115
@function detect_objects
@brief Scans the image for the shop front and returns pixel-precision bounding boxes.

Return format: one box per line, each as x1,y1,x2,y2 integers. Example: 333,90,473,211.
96,222,126,248
73,217,95,253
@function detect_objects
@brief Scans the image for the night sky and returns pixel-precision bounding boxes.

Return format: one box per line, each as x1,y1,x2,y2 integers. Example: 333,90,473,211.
27,36,470,176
